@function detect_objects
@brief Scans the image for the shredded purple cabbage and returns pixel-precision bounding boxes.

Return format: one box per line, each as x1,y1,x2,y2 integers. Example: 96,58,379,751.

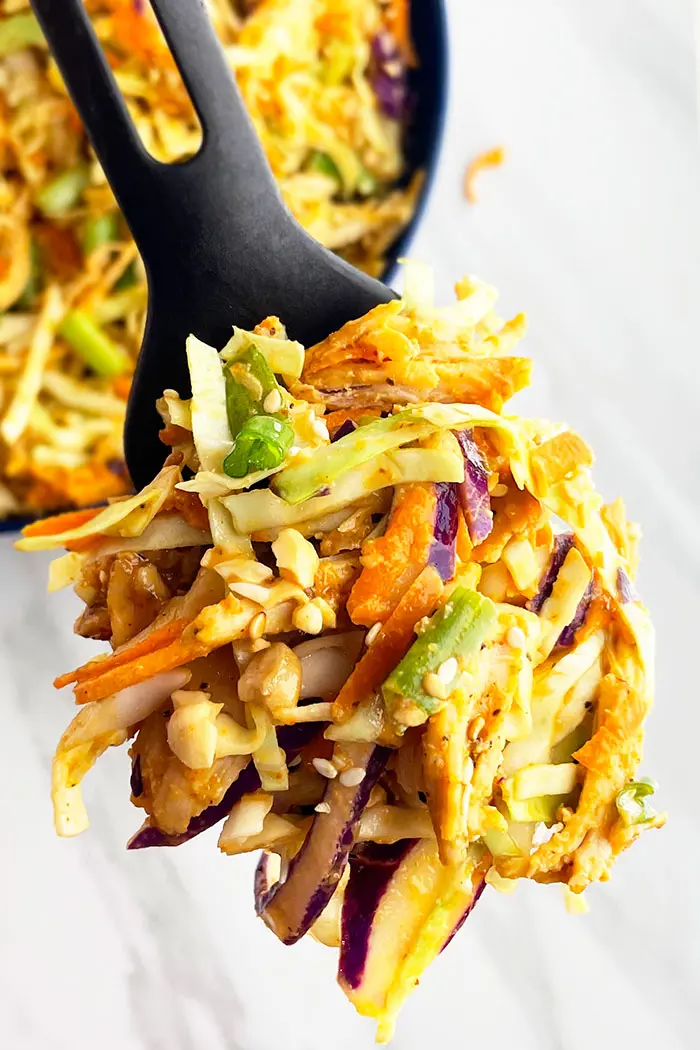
257,744,390,944
339,841,416,989
428,483,459,581
454,430,493,544
617,567,637,603
331,419,358,442
527,533,574,613
129,754,143,799
557,580,595,648
127,722,320,850
370,33,408,120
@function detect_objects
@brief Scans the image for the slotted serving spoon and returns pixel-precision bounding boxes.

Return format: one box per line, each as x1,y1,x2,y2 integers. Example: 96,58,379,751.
30,0,400,490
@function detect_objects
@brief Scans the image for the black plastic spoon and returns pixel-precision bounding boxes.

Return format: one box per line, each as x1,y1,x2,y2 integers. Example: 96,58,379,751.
30,0,396,489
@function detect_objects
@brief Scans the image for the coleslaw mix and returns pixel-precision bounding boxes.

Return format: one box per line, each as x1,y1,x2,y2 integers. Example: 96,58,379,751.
0,0,416,516
19,264,664,1040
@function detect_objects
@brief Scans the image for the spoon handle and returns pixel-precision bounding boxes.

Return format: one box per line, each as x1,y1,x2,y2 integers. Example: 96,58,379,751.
30,0,285,262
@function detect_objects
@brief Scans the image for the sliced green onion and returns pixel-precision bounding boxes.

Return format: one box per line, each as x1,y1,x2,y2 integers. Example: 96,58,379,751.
225,343,282,435
82,212,119,256
615,777,658,826
114,261,138,291
14,239,43,311
382,587,496,721
0,12,46,57
58,310,131,378
223,416,294,479
305,150,342,187
35,167,90,218
357,165,379,197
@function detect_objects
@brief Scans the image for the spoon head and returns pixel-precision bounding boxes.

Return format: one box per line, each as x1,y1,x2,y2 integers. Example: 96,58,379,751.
124,208,395,490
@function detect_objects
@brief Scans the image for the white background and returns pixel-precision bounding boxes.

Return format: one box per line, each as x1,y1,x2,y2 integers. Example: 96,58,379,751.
1,2,697,1048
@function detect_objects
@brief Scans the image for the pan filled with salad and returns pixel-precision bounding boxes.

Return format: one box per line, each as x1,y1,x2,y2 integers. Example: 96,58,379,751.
0,0,437,518
17,265,664,1041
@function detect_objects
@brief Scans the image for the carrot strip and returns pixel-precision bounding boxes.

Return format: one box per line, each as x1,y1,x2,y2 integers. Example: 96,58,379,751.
53,617,190,690
464,146,506,204
384,0,416,66
333,566,443,722
347,484,436,627
22,506,102,539
73,634,204,705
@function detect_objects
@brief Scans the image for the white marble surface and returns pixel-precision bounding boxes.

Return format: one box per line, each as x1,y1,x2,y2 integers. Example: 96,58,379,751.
1,1,698,1047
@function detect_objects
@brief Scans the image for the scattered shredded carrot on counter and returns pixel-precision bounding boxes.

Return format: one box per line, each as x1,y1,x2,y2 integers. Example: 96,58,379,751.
464,146,507,203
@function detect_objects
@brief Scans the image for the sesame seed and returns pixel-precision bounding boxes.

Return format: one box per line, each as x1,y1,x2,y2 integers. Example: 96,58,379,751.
365,622,382,647
249,612,266,640
437,657,458,685
339,767,366,787
492,483,508,497
263,389,282,414
312,757,338,779
423,672,447,700
314,801,331,813
507,626,527,650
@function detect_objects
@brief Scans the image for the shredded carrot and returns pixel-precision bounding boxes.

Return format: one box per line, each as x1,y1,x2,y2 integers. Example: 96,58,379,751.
112,375,132,400
464,146,507,204
384,0,417,66
333,566,443,722
73,633,204,705
111,4,173,67
347,484,436,626
455,511,473,564
54,617,191,690
22,506,102,538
